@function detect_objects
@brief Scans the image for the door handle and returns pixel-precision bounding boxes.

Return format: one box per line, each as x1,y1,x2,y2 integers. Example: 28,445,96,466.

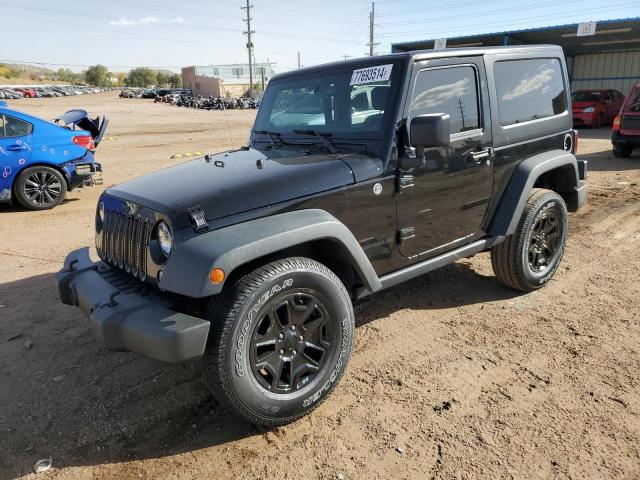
471,148,491,161
6,144,27,152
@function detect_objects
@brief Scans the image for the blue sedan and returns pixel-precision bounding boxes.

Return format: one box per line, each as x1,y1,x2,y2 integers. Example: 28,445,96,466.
0,101,107,210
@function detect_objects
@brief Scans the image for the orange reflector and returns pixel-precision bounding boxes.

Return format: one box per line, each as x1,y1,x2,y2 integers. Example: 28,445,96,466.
613,115,621,132
209,268,225,285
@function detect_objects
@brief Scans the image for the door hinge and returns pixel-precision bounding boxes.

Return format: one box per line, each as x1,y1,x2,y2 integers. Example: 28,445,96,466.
396,175,414,193
397,227,416,244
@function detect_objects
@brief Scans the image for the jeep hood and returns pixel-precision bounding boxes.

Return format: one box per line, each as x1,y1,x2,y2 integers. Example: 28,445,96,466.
107,147,382,228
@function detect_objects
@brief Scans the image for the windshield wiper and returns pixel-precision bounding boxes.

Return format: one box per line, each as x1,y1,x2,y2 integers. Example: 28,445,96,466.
293,129,338,154
253,129,284,147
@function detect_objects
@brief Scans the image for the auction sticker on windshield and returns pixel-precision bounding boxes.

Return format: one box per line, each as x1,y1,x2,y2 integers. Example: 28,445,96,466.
350,64,393,86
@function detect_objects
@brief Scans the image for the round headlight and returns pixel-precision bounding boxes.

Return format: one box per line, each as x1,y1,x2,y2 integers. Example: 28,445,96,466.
157,221,173,257
583,106,594,113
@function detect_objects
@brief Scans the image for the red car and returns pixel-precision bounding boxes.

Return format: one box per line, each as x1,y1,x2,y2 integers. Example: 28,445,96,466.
612,83,640,158
12,88,37,98
572,89,625,127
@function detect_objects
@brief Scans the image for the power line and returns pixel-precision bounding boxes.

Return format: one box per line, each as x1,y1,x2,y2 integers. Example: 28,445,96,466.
377,2,639,38
376,0,502,16
376,0,579,27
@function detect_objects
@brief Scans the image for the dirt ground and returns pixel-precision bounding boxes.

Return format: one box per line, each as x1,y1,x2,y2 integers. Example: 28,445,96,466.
1,92,639,480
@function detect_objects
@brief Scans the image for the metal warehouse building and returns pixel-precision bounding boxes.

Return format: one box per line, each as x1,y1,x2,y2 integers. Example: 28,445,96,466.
392,18,640,95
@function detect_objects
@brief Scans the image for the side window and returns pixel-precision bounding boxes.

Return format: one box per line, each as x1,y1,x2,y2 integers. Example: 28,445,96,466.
2,115,31,137
494,58,567,126
410,66,480,135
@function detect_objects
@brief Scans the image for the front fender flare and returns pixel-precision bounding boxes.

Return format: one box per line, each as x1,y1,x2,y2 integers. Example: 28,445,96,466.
488,149,581,236
159,209,382,298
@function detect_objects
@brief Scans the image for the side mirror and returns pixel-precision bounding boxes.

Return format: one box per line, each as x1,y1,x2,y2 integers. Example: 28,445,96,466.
410,113,450,148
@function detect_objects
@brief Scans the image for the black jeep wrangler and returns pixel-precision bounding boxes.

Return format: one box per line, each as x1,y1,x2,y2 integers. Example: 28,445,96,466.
58,45,587,426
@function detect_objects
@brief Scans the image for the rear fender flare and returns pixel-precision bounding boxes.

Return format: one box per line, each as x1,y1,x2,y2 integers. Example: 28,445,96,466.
488,149,579,236
159,209,382,298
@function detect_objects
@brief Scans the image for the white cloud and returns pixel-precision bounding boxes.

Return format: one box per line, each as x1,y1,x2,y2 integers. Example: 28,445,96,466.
411,77,471,110
502,68,554,101
108,16,186,27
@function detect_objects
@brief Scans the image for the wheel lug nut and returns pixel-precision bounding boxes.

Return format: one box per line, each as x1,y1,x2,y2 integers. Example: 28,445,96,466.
292,350,297,355
278,333,284,339
290,325,296,330
298,335,303,341
279,349,284,355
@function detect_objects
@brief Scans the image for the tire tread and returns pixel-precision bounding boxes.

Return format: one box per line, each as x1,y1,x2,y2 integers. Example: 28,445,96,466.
203,256,353,427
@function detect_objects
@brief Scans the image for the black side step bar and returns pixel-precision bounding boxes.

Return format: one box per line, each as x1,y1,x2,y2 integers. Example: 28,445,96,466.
356,236,504,300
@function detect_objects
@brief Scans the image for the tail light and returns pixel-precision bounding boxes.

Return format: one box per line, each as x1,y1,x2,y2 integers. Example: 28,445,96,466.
72,135,95,151
573,129,578,154
613,115,621,132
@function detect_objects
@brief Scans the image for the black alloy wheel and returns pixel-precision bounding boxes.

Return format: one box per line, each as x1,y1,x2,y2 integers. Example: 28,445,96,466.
15,166,67,210
491,188,568,292
250,292,333,394
527,210,561,274
23,170,63,206
202,257,355,426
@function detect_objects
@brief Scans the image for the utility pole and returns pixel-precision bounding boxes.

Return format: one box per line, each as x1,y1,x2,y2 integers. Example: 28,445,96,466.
458,98,466,131
242,0,255,97
342,53,351,61
367,2,378,56
297,51,302,69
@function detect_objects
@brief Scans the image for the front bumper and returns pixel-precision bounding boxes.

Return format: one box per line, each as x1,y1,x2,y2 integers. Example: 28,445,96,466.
56,248,210,363
572,112,596,126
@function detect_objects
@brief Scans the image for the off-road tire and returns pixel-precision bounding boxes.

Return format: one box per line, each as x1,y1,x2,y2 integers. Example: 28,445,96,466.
613,145,633,158
491,188,568,292
14,166,67,210
202,257,355,426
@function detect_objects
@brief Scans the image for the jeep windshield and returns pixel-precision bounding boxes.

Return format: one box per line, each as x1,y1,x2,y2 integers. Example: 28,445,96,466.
253,61,403,141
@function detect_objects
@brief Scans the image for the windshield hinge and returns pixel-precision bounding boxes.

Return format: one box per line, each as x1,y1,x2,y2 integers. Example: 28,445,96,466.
396,175,414,193
397,227,416,244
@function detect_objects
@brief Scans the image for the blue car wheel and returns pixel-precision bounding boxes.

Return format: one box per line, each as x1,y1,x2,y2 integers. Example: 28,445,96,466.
14,166,67,210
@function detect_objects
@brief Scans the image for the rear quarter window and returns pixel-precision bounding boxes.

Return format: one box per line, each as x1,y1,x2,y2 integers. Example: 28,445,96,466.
0,114,32,138
494,58,567,126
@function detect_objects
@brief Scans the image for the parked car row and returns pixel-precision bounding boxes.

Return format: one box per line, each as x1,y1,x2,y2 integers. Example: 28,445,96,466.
0,85,116,99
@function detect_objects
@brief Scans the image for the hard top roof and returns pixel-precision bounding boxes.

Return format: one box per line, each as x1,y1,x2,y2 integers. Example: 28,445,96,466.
271,45,562,81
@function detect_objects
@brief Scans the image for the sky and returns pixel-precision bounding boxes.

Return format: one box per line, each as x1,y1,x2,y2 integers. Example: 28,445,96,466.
1,0,638,74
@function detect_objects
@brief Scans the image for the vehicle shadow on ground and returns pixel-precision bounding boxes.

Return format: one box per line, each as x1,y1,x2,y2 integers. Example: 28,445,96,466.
577,149,639,172
0,197,80,214
0,260,519,477
354,260,522,328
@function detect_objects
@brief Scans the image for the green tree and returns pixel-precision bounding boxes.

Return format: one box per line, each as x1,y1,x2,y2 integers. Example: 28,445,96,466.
168,73,183,88
125,67,157,87
56,68,74,82
156,72,169,87
84,64,111,87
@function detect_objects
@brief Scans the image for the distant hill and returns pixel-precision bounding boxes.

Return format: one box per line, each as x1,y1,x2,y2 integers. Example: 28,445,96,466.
0,63,57,76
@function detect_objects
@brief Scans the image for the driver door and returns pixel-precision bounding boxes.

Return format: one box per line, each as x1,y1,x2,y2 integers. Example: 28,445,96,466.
397,57,493,258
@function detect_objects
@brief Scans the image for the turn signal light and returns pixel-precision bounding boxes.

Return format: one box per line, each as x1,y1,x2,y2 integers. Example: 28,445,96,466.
613,115,621,132
209,268,225,285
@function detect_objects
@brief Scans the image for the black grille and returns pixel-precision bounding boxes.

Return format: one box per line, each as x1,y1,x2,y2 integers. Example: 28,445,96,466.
99,209,151,280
